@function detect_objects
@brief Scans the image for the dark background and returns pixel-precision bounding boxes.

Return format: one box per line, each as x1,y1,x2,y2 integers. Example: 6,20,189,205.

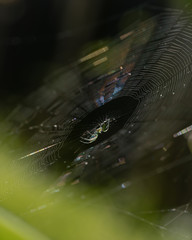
0,0,187,114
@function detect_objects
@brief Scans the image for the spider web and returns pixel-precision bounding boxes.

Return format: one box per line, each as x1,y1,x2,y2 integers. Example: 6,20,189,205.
1,5,192,239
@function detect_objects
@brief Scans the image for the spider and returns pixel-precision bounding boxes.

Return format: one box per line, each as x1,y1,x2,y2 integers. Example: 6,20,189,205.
80,119,110,144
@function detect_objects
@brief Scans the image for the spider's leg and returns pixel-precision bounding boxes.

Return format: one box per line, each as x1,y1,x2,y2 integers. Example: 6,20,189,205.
80,139,91,144
80,134,98,144
102,119,110,132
